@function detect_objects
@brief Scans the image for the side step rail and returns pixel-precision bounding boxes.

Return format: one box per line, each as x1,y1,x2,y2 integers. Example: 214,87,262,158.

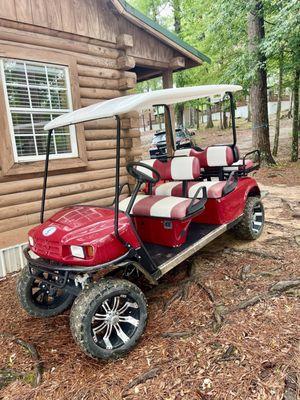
155,223,232,278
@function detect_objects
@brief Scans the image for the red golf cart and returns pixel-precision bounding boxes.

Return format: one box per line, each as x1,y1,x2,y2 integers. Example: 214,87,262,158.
17,85,265,360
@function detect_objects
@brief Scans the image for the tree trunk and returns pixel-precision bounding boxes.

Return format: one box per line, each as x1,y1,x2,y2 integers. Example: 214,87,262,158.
177,104,184,126
196,107,200,129
173,0,181,34
247,95,251,122
142,114,146,131
206,99,214,128
288,91,293,118
273,51,284,157
149,111,152,130
219,102,223,129
291,66,299,162
223,109,228,129
248,1,275,164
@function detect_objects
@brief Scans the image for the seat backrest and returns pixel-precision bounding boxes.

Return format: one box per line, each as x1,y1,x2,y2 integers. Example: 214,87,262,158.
138,157,200,181
174,148,202,158
136,159,167,179
169,156,200,180
199,145,238,167
175,145,240,167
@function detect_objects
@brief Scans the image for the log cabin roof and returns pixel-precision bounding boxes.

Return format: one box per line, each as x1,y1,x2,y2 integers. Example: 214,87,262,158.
112,0,211,65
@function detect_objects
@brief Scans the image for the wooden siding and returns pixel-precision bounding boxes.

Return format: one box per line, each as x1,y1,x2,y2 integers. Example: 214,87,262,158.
0,17,141,238
0,0,176,64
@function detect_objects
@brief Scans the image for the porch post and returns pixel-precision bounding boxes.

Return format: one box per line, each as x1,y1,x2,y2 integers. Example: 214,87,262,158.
162,70,175,157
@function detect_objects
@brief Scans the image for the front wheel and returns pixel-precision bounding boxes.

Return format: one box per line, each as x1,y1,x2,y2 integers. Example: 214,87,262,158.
232,196,265,240
70,279,147,360
17,266,75,317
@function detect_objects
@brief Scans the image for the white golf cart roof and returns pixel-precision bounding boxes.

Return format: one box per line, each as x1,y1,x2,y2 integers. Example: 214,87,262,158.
44,84,242,130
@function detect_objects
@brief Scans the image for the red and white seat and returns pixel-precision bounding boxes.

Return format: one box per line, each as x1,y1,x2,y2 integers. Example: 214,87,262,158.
119,194,198,219
153,180,226,199
174,145,238,167
147,150,234,199
136,156,200,181
119,157,204,219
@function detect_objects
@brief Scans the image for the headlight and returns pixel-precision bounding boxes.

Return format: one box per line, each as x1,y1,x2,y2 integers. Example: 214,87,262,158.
70,245,85,259
28,236,34,246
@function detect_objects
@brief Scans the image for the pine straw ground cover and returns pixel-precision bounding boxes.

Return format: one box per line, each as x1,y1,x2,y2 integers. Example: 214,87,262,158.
0,167,299,400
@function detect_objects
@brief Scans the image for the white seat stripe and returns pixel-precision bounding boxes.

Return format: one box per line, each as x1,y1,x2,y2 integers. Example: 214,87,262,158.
155,181,179,196
188,181,217,198
150,197,188,218
119,194,147,212
171,157,196,180
207,147,228,166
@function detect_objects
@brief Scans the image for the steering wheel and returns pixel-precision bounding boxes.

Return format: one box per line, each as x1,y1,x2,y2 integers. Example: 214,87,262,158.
126,162,160,184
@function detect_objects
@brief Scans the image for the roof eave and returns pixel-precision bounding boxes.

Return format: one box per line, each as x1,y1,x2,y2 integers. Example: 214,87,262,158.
111,0,211,65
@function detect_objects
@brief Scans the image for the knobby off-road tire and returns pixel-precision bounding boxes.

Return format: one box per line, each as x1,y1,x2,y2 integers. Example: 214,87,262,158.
233,196,265,240
70,279,147,360
17,266,75,318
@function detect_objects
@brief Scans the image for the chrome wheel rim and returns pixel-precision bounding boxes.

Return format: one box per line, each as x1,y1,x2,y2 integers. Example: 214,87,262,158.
91,294,140,350
252,202,263,234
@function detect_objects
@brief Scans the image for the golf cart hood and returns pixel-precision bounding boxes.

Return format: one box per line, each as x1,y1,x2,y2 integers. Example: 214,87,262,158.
28,206,140,266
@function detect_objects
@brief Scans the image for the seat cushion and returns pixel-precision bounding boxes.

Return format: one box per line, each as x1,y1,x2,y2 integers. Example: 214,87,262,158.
119,194,197,219
153,180,226,199
188,181,226,199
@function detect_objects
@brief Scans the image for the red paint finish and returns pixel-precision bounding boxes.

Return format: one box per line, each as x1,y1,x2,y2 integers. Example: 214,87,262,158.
193,177,260,224
28,206,139,266
133,216,192,247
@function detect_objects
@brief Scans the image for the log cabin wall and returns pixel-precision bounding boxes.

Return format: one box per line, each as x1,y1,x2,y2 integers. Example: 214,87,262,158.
0,0,182,243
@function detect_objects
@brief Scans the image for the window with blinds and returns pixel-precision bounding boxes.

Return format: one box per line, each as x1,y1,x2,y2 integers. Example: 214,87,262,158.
0,59,78,162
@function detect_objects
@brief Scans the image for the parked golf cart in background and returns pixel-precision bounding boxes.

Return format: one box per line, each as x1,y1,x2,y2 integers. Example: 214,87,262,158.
17,85,265,360
149,126,197,159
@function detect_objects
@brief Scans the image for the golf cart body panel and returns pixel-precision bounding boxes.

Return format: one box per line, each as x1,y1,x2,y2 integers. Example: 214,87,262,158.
193,177,260,225
28,207,140,266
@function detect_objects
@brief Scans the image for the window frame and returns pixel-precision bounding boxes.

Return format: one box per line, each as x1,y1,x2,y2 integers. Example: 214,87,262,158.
0,59,78,162
0,44,87,176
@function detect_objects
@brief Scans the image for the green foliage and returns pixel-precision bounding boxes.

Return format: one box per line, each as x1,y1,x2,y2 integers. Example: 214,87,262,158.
128,0,299,95
128,0,299,158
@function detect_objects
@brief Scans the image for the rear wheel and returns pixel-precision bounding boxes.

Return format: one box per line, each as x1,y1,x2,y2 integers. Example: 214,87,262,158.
232,196,264,240
17,266,75,317
70,279,147,360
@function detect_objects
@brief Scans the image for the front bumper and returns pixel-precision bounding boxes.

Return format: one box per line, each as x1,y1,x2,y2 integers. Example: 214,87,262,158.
23,246,131,274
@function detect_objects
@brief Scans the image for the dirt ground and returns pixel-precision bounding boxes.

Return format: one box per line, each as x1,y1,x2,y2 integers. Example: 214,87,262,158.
0,117,299,400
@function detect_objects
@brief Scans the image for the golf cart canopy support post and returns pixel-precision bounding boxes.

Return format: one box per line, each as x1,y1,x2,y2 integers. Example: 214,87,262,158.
154,104,175,153
225,91,237,146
